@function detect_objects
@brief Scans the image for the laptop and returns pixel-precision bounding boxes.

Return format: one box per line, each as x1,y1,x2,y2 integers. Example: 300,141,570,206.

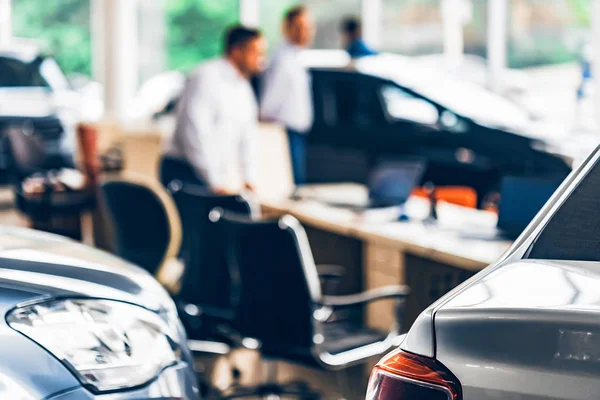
298,159,426,211
463,176,562,240
496,176,562,239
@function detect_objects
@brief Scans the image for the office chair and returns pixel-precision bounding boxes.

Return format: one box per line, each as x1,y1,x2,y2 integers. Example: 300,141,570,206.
101,174,182,281
213,211,410,399
6,126,95,240
167,181,258,348
160,155,205,188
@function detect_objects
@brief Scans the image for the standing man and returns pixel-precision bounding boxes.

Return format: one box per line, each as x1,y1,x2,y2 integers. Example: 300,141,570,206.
165,26,266,194
260,6,314,186
341,17,378,59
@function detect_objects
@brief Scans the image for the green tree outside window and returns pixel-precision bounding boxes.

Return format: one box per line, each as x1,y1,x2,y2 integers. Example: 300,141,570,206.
166,0,240,72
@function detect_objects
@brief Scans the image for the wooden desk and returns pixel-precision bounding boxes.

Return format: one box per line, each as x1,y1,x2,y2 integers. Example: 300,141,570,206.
261,184,512,331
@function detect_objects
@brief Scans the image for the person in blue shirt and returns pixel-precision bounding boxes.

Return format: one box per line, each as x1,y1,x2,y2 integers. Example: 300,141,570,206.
341,17,378,59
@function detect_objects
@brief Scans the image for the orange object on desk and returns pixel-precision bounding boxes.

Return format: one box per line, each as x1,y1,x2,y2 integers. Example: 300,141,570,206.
412,186,477,209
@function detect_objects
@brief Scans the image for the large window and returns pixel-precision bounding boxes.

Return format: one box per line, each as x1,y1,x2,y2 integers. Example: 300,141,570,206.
305,0,361,50
381,0,443,55
165,0,240,72
12,0,92,76
259,0,297,53
508,0,591,68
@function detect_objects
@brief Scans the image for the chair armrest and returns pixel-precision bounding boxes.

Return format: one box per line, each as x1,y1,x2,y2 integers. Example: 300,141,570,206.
316,264,346,280
319,285,410,308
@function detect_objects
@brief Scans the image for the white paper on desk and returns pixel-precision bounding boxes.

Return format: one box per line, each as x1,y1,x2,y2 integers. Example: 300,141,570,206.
354,206,403,223
57,169,87,191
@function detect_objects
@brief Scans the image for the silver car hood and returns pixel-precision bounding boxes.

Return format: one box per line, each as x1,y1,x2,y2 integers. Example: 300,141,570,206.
0,226,182,399
433,259,600,400
0,225,173,313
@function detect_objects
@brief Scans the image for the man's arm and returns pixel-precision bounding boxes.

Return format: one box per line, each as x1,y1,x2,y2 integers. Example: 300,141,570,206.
240,113,259,191
177,72,225,190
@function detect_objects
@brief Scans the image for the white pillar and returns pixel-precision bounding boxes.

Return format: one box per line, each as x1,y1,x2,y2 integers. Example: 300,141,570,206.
138,0,166,83
362,0,382,49
487,0,508,93
593,0,600,130
441,0,465,70
91,0,105,85
240,0,260,27
92,0,139,122
0,0,11,47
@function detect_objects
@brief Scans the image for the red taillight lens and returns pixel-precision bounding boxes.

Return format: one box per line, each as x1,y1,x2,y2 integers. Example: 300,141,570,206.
366,349,461,400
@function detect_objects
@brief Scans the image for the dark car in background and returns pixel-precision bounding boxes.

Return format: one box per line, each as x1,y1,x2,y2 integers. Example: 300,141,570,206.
305,54,574,204
0,46,103,175
153,52,578,206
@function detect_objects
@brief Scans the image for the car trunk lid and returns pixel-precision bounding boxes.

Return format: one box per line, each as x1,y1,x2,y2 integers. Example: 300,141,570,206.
434,259,600,399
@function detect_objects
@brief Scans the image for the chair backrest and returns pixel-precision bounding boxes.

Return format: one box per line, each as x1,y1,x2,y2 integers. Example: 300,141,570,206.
101,174,182,277
214,212,322,354
169,182,255,310
160,155,201,188
6,126,49,179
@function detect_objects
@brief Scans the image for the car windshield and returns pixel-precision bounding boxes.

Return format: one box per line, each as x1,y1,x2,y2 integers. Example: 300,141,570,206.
414,79,529,130
356,55,530,131
0,56,69,91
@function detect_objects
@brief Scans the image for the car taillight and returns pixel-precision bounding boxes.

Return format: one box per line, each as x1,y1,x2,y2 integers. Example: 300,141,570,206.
366,349,461,400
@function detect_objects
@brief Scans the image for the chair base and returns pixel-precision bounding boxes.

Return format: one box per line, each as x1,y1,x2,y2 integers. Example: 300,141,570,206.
221,381,320,400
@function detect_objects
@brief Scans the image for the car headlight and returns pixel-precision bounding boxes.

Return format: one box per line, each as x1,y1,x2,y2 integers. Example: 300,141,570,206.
7,299,181,393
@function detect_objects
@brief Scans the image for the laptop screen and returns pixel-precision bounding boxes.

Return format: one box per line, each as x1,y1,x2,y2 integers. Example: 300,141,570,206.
368,160,426,207
497,176,561,235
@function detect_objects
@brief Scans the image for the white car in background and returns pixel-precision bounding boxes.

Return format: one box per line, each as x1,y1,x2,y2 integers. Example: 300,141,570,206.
0,45,103,172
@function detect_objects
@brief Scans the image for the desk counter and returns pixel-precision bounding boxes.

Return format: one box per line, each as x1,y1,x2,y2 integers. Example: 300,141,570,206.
260,184,512,331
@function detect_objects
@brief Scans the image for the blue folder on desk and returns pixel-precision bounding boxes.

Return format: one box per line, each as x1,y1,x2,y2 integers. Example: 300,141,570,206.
302,160,426,211
464,176,562,240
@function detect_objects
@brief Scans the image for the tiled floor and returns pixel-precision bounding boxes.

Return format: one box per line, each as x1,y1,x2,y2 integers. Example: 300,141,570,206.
196,348,375,400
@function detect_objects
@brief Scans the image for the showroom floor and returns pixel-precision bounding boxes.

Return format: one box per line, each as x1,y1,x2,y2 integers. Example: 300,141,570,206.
198,348,373,400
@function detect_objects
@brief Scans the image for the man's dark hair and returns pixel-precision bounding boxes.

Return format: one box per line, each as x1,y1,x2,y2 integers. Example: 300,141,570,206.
341,17,361,36
285,5,307,25
224,25,262,54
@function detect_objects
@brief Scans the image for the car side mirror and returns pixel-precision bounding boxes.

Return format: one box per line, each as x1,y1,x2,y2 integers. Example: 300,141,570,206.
440,110,468,133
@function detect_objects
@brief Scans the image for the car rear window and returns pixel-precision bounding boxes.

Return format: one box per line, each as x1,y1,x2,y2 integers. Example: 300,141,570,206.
527,158,600,261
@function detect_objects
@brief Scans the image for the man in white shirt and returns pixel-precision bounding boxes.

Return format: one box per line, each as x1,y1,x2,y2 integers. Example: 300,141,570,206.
165,26,266,194
260,6,315,186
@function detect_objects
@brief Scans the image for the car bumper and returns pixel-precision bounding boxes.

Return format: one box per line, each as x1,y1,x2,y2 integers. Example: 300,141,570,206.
45,361,201,400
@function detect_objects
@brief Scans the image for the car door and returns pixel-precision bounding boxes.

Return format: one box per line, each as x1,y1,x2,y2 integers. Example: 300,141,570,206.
377,81,500,196
375,81,441,157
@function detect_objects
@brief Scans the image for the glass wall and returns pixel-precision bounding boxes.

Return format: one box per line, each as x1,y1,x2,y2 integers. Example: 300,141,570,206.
305,0,361,49
12,0,92,76
463,0,487,58
139,0,167,83
165,0,240,72
381,0,443,55
260,0,297,53
508,0,591,68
